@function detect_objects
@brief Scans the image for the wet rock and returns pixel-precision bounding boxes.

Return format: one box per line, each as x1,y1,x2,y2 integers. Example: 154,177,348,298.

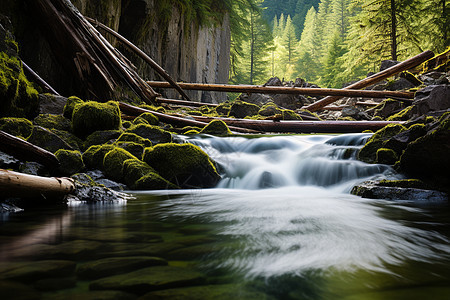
0,202,23,213
167,244,216,260
382,123,427,154
228,100,260,118
351,180,448,202
19,162,48,176
0,260,76,282
386,77,415,91
70,180,131,202
412,85,450,115
38,94,67,115
27,126,73,153
55,149,84,176
77,256,168,279
84,130,122,149
0,280,40,300
89,266,206,295
101,243,183,258
142,143,220,188
0,150,19,169
34,277,76,291
96,178,127,191
116,142,145,159
272,94,303,110
127,124,172,145
140,284,274,300
33,114,71,131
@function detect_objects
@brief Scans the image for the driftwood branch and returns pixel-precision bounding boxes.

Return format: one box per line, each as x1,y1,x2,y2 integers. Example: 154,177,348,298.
0,169,75,199
191,116,404,134
304,50,435,112
118,102,260,134
86,17,192,102
146,81,414,99
0,130,59,169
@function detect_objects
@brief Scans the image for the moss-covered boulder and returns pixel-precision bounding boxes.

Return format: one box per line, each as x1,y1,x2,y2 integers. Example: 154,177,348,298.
387,106,414,121
51,129,83,151
0,117,33,138
63,96,84,119
372,99,405,119
72,101,121,138
258,102,282,116
358,124,406,163
127,124,172,145
142,143,220,188
83,130,122,150
199,120,231,135
399,113,450,190
55,149,84,176
0,51,39,118
122,120,132,129
116,142,144,159
116,132,152,147
215,102,231,116
375,148,398,165
133,112,159,126
82,144,116,170
27,126,74,153
184,129,200,135
103,148,137,182
33,114,71,131
282,109,302,120
122,158,177,190
228,101,260,118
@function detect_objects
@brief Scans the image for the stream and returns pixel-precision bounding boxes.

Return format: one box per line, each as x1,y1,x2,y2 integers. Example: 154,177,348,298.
1,133,450,299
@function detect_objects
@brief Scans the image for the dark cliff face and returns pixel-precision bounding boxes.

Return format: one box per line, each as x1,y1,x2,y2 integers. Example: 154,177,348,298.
0,0,230,103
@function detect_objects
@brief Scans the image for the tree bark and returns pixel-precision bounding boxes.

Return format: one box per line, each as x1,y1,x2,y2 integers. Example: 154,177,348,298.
155,97,218,108
304,50,435,112
0,169,75,199
146,81,414,99
0,130,59,169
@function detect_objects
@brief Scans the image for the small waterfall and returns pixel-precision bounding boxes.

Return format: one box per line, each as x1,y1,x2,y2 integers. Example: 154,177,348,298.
185,133,400,192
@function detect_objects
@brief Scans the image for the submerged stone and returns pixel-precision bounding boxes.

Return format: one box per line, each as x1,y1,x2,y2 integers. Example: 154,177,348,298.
34,277,76,291
76,256,168,279
89,266,206,295
142,143,220,188
0,280,40,300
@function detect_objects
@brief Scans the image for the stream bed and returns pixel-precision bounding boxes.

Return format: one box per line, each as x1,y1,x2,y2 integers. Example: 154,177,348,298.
1,134,450,299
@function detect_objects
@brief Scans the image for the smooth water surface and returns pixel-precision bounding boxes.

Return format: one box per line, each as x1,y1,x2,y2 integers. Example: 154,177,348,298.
1,134,450,299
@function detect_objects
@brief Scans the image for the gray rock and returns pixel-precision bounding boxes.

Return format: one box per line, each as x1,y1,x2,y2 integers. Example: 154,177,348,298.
19,162,48,176
386,77,415,91
70,181,131,202
341,106,371,120
0,151,20,169
413,85,450,115
96,178,127,191
380,60,399,71
264,77,283,86
89,266,206,295
84,130,122,149
38,94,68,115
351,181,448,202
76,256,168,279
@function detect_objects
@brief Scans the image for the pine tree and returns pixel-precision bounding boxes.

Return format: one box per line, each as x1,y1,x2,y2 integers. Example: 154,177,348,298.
281,15,297,62
421,0,449,52
321,30,347,87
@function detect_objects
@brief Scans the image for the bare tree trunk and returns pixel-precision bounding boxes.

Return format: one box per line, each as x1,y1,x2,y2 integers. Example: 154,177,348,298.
390,0,398,61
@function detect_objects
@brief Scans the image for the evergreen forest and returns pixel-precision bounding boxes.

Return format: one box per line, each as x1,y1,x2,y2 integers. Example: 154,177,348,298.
228,0,449,88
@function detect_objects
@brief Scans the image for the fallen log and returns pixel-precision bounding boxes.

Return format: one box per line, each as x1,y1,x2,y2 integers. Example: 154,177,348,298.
22,60,61,96
86,17,191,102
146,81,414,99
191,116,404,133
155,97,218,108
320,101,381,111
118,102,260,134
0,169,75,199
0,130,59,169
304,50,435,112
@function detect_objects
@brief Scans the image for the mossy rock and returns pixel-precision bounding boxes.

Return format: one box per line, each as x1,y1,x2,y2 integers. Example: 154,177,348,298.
142,143,221,188
358,124,407,163
373,99,405,119
82,144,116,170
103,148,137,182
116,142,144,159
122,158,178,190
187,110,203,116
63,96,84,119
55,149,84,176
375,148,398,165
228,101,260,118
378,179,429,189
215,102,231,116
297,109,322,120
27,126,73,153
72,101,121,138
127,124,172,145
0,117,33,138
53,129,83,151
116,132,152,148
139,104,166,113
122,120,133,129
258,102,282,116
180,126,202,134
282,109,302,120
387,105,414,121
199,120,231,135
83,130,122,150
184,129,200,135
33,114,71,131
0,52,39,118
133,112,159,126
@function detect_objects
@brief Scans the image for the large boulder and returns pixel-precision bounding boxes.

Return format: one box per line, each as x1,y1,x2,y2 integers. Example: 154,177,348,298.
27,126,73,153
412,85,450,115
0,117,33,138
33,114,71,131
72,101,121,138
54,149,84,176
199,120,231,135
127,124,172,145
103,147,137,182
228,101,260,118
38,94,68,115
122,158,177,190
142,143,221,188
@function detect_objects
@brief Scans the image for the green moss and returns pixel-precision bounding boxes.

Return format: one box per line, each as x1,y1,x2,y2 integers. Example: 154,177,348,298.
378,179,428,189
215,102,231,116
103,147,137,181
387,106,414,121
63,96,84,119
0,52,39,118
184,129,200,135
133,112,159,126
127,124,172,145
282,109,302,120
116,132,152,148
82,144,116,170
122,120,133,129
362,130,373,133
55,149,84,176
199,120,231,135
358,124,407,163
187,110,203,116
258,102,282,116
228,101,260,118
53,129,83,151
122,158,178,190
338,116,356,121
376,148,398,165
426,116,436,124
0,117,33,138
138,104,166,114
181,126,203,134
142,143,220,188
72,101,121,138
84,130,122,150
33,114,71,131
115,141,144,159
297,109,322,120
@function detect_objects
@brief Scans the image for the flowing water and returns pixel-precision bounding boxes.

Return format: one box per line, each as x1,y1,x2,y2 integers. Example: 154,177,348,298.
1,133,450,299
